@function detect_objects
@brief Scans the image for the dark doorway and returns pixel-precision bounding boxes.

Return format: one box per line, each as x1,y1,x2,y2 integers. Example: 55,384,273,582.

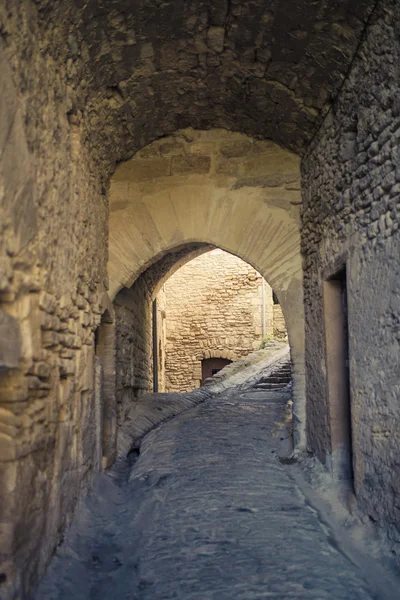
323,266,354,483
201,357,232,383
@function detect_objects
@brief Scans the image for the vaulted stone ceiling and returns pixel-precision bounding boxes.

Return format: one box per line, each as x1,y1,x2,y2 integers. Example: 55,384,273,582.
19,0,375,166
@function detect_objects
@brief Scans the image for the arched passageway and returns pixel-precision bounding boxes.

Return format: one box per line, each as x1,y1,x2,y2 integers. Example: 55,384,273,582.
108,130,305,446
114,245,289,420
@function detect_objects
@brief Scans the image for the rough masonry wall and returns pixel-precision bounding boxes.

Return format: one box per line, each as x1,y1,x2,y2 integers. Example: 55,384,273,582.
301,0,400,549
0,9,110,599
0,0,380,596
161,250,275,392
273,305,287,339
113,244,213,434
114,281,153,430
0,0,374,170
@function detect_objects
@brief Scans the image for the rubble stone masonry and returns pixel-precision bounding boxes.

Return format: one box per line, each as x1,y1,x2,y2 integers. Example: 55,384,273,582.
160,249,285,392
301,0,400,546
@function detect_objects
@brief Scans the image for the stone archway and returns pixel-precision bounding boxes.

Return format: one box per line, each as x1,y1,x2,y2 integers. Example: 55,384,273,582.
108,129,305,446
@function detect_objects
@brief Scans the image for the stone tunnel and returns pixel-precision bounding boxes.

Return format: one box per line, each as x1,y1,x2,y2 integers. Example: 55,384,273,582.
0,0,399,597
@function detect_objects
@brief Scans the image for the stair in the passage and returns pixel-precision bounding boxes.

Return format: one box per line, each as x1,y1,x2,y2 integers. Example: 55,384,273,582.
253,361,291,390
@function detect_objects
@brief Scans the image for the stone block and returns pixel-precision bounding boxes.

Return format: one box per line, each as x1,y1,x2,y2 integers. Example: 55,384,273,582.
0,432,17,460
0,310,21,369
171,155,211,175
140,42,154,59
39,292,57,314
31,362,51,379
40,314,55,330
27,375,51,391
75,294,86,309
59,333,76,348
0,371,28,403
159,140,185,156
189,142,215,156
207,27,225,53
113,158,171,181
42,331,59,348
215,159,241,176
220,140,252,158
59,359,75,378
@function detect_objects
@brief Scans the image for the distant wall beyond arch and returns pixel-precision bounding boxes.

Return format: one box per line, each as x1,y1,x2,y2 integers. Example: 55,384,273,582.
160,249,277,393
108,129,305,447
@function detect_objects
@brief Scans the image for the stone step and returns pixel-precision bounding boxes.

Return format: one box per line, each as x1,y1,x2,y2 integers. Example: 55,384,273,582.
253,361,292,391
258,375,291,382
260,375,291,383
254,382,290,390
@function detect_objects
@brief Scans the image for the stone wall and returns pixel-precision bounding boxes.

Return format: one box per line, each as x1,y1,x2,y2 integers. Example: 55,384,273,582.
0,19,110,598
301,0,400,548
0,0,386,595
114,281,153,430
273,305,286,339
113,244,213,435
160,249,278,392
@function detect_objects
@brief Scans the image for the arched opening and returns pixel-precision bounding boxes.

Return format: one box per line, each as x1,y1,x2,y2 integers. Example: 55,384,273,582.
2,1,399,593
112,240,292,455
109,129,305,447
154,248,287,393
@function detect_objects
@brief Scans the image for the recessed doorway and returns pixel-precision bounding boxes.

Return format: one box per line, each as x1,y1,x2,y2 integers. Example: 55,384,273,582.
323,266,354,483
201,357,232,383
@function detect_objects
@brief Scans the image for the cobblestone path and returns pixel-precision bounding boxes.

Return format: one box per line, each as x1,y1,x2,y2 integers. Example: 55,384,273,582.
37,387,377,600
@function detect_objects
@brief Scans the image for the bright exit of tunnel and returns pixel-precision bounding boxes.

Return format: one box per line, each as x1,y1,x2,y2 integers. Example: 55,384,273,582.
113,243,290,430
151,248,288,394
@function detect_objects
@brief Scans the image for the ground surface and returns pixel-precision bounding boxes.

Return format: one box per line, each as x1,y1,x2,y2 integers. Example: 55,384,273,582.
37,383,378,600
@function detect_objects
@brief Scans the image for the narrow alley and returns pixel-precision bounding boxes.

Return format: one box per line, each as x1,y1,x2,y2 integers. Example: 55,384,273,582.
37,369,389,600
2,1,400,596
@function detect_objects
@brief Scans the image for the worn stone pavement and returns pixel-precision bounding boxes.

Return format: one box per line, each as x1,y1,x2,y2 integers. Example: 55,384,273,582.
37,385,379,600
